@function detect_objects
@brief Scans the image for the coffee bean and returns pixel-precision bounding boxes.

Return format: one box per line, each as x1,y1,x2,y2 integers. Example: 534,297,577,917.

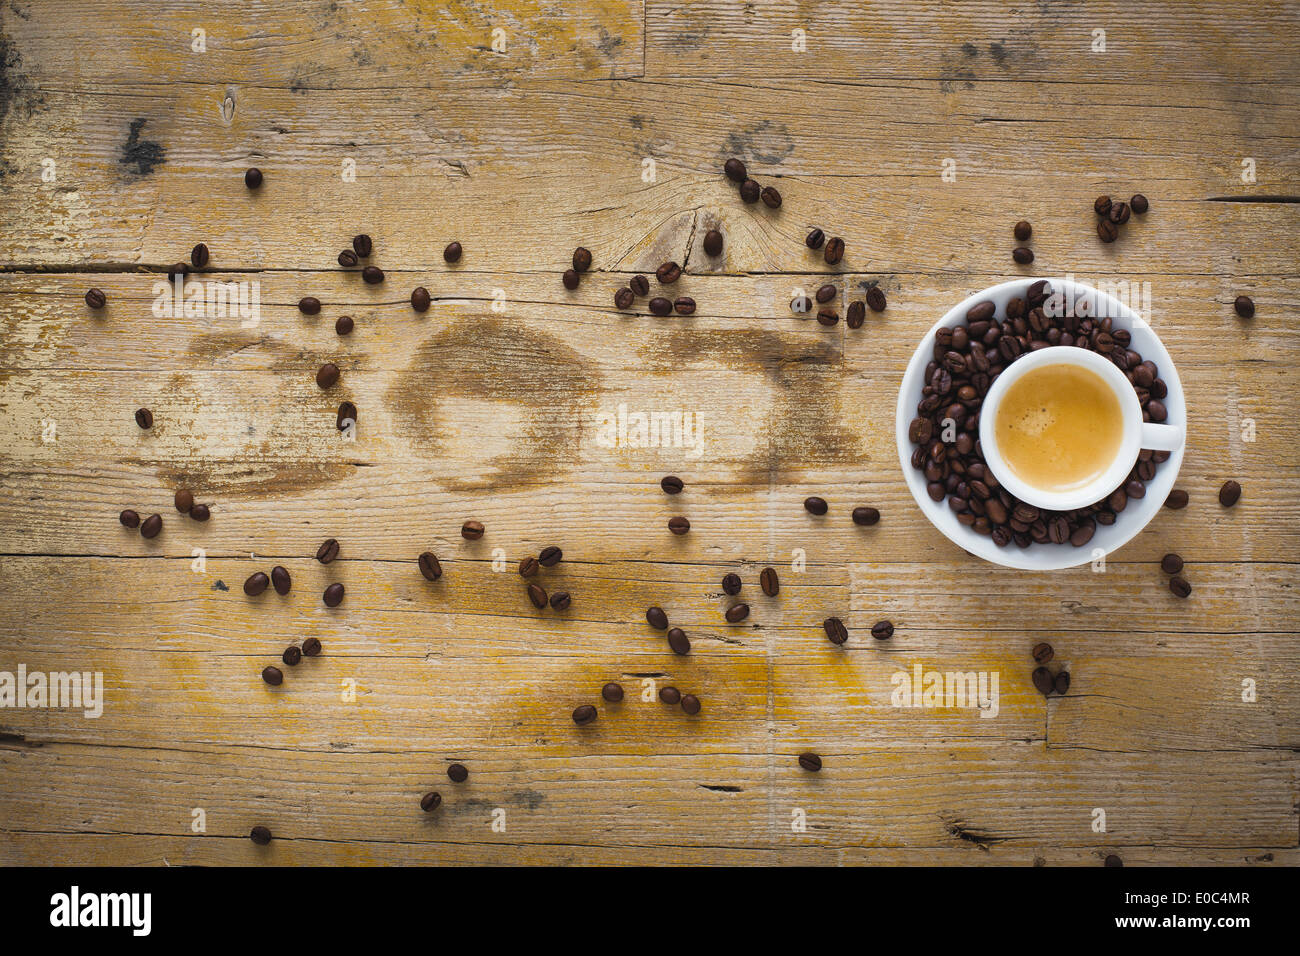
536,546,562,568
725,603,750,623
119,509,140,529
336,401,357,431
823,237,845,265
140,513,162,538
420,791,442,812
443,241,462,263
846,301,866,328
411,287,431,312
302,637,321,656
823,617,848,645
649,296,673,316
1108,201,1131,225
1032,642,1054,664
1094,195,1112,216
724,158,747,182
658,686,681,705
134,408,154,429
1012,247,1034,264
517,556,539,578
1097,218,1119,243
572,247,593,272
721,573,742,595
760,567,779,597
816,308,839,326
602,682,624,702
84,288,106,309
282,645,302,666
656,261,682,284
814,283,836,304
1014,220,1032,241
461,520,485,540
760,185,782,208
1165,489,1189,509
1130,194,1149,214
352,234,372,257
271,566,291,595
852,506,881,526
338,249,358,267
866,286,887,312
244,168,263,189
562,269,580,290
803,496,828,516
660,475,684,494
630,274,650,296
419,552,443,581
871,620,894,641
361,265,384,284
1032,666,1054,695
528,583,548,608
1233,295,1255,319
335,315,354,335
250,825,273,844
549,591,571,611
674,296,696,315
790,295,813,314
316,363,340,388
798,752,822,772
681,694,701,715
805,228,825,250
703,229,723,256
1054,671,1071,694
174,489,194,513
614,287,634,309
1160,553,1184,575
739,179,761,203
316,538,340,564
260,666,282,687
298,296,321,315
667,627,691,655
646,606,668,629
323,582,345,608
189,242,210,268
668,516,691,535
190,504,211,522
448,763,469,782
1219,480,1241,507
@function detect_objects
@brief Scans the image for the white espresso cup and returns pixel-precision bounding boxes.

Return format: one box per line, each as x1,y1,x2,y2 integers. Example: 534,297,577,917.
978,346,1185,512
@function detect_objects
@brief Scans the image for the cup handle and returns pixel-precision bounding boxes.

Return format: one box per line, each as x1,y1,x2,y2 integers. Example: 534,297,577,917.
1140,421,1184,452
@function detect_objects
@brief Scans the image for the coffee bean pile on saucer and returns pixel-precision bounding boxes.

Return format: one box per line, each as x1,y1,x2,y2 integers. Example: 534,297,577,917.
907,280,1171,549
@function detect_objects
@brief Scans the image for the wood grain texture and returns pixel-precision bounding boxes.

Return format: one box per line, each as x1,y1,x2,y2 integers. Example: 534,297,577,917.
0,0,1297,866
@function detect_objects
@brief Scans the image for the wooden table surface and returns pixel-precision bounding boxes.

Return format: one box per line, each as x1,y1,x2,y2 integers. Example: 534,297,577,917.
1,1,1297,866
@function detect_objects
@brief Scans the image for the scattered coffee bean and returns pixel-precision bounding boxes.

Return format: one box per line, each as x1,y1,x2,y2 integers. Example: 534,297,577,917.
760,567,779,597
135,408,154,429
443,241,462,263
191,242,210,268
681,694,701,715
1054,671,1071,694
1097,218,1119,243
658,686,681,705
282,645,302,666
335,315,354,335
298,296,321,315
352,234,372,257
818,307,841,327
1108,201,1131,225
302,637,321,656
724,158,747,183
119,509,140,529
815,283,837,304
361,265,384,284
1160,553,1183,575
805,228,825,250
1165,489,1189,509
461,520,485,540
190,504,211,522
630,274,650,296
249,825,273,844
1130,194,1149,214
1012,247,1034,264
703,229,724,256
668,516,691,535
323,582,345,608
1219,480,1241,507
871,620,894,641
614,287,634,309
549,591,571,611
823,237,845,265
1233,295,1255,319
725,603,750,623
447,763,469,783
846,301,865,328
667,627,691,655
674,296,696,315
1031,642,1055,664
739,179,761,203
419,552,443,581
411,287,431,312
528,583,548,609
533,546,561,569
420,791,442,812
1032,666,1054,695
1094,195,1112,216
1169,575,1191,598
660,475,684,494
572,704,598,725
803,496,828,516
649,296,673,316
572,247,593,272
338,249,358,267
85,288,106,309
721,573,742,595
1014,220,1032,241
823,617,848,645
760,185,782,208
602,682,624,702
866,286,887,312
174,489,194,513
316,363,340,388
271,566,291,595
790,295,813,314
562,268,580,290
852,506,880,526
336,401,357,431
244,168,263,189
646,606,668,629
140,513,162,538
798,752,822,772
656,261,682,284
316,538,340,564
260,666,282,687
